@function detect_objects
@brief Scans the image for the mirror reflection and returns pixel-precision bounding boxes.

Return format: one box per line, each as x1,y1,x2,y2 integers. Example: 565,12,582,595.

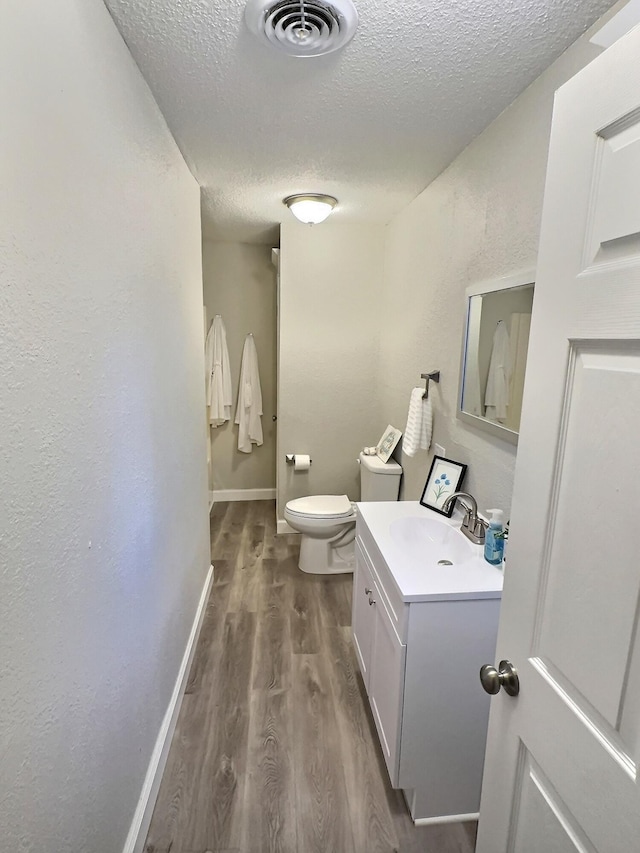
459,278,534,439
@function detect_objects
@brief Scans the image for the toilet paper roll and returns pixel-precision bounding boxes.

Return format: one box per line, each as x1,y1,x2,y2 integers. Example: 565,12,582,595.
293,454,311,472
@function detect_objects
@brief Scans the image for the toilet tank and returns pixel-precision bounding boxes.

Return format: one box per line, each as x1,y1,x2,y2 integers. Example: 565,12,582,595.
359,452,402,501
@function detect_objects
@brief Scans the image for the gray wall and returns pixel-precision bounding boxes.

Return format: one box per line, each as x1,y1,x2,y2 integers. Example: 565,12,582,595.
1,2,210,850
202,241,277,492
270,11,617,528
378,30,604,517
278,219,387,522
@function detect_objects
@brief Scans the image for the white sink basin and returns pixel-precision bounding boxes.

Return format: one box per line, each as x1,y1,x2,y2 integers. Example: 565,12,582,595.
357,501,503,602
389,515,476,566
356,501,503,601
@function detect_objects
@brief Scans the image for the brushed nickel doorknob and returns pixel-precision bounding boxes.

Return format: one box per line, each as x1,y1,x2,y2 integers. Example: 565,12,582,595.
480,660,519,696
368,595,376,606
364,587,372,595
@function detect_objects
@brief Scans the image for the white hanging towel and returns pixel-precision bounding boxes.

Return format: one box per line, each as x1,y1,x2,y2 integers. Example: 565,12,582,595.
235,334,263,453
484,320,512,423
205,315,232,427
403,387,433,457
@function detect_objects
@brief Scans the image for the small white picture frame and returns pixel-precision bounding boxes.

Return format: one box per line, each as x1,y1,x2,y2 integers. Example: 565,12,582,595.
376,424,402,463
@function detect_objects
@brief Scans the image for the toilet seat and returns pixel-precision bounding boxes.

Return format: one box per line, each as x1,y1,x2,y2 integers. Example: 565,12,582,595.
283,454,401,575
284,494,357,575
285,494,355,520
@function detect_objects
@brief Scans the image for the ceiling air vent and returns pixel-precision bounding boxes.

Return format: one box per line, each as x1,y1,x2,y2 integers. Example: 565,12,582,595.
245,0,358,57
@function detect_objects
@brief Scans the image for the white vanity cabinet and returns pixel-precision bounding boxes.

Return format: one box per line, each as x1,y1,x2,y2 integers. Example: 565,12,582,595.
352,541,378,689
352,502,503,824
353,541,407,775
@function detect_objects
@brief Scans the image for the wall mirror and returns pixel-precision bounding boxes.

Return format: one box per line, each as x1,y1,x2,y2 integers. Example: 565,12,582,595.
457,269,535,445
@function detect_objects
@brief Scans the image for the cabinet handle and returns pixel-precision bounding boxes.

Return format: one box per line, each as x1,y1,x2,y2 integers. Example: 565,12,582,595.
364,587,372,595
368,595,376,606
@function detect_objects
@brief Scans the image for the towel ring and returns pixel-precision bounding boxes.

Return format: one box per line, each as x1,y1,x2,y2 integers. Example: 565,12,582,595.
421,371,440,399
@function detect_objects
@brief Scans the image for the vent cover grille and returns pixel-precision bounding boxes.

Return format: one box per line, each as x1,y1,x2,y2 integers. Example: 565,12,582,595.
245,0,358,57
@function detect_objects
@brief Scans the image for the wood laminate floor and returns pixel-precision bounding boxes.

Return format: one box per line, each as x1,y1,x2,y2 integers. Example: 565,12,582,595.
145,500,477,853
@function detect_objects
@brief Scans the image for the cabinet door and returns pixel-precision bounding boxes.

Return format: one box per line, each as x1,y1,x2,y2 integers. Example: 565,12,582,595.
352,542,377,691
369,595,407,787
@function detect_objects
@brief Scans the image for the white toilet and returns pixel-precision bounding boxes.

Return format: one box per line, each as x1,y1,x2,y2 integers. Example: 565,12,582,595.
284,452,402,574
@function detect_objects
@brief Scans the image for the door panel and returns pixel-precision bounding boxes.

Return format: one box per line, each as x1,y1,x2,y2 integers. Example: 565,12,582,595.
534,342,640,732
510,747,597,853
587,109,640,268
477,24,640,853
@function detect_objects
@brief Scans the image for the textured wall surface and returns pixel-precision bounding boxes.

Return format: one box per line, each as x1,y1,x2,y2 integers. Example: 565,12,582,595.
202,241,277,490
278,220,386,521
0,2,210,851
379,30,604,517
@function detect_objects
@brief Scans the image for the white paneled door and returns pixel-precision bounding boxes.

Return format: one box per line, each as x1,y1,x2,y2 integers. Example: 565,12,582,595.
476,25,640,853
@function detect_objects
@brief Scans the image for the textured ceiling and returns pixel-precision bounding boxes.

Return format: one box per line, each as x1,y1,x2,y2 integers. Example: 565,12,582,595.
104,0,614,243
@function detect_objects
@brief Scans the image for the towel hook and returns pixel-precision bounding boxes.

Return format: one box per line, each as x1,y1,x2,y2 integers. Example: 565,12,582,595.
421,370,440,399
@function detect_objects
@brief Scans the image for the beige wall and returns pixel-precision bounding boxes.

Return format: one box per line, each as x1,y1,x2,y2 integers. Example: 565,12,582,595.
378,30,605,517
202,241,277,492
1,1,210,849
278,219,387,522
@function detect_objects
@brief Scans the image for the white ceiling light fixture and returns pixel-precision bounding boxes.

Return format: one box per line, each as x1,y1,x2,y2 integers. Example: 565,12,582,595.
245,0,358,58
284,193,338,224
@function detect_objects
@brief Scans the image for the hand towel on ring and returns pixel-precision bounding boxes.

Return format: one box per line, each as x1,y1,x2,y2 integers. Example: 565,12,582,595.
403,387,433,457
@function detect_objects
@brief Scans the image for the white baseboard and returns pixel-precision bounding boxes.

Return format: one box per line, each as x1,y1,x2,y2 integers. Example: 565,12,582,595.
277,519,297,535
122,563,214,853
208,491,214,512
413,812,479,826
212,488,276,502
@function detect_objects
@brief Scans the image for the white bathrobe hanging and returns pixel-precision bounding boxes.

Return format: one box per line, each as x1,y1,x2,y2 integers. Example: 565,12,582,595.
235,334,263,453
484,320,512,423
205,314,232,427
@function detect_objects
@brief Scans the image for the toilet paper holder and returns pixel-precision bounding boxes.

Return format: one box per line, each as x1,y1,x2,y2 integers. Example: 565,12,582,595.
286,454,312,465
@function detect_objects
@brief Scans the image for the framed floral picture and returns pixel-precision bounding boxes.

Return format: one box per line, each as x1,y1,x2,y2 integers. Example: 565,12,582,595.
420,455,467,517
376,424,403,463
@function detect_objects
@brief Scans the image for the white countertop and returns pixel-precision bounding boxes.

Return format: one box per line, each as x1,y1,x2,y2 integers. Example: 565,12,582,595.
356,501,504,603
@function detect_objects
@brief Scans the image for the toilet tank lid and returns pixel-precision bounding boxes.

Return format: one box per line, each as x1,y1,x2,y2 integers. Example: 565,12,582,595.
359,452,402,474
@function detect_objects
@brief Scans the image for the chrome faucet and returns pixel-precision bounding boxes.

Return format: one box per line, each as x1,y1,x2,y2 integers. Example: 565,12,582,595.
442,491,488,545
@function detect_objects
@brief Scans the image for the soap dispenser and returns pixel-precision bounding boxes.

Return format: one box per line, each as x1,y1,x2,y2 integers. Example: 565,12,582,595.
484,509,504,566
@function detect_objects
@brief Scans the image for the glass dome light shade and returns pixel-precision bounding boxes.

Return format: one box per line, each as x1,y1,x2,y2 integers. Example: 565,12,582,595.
284,194,338,224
